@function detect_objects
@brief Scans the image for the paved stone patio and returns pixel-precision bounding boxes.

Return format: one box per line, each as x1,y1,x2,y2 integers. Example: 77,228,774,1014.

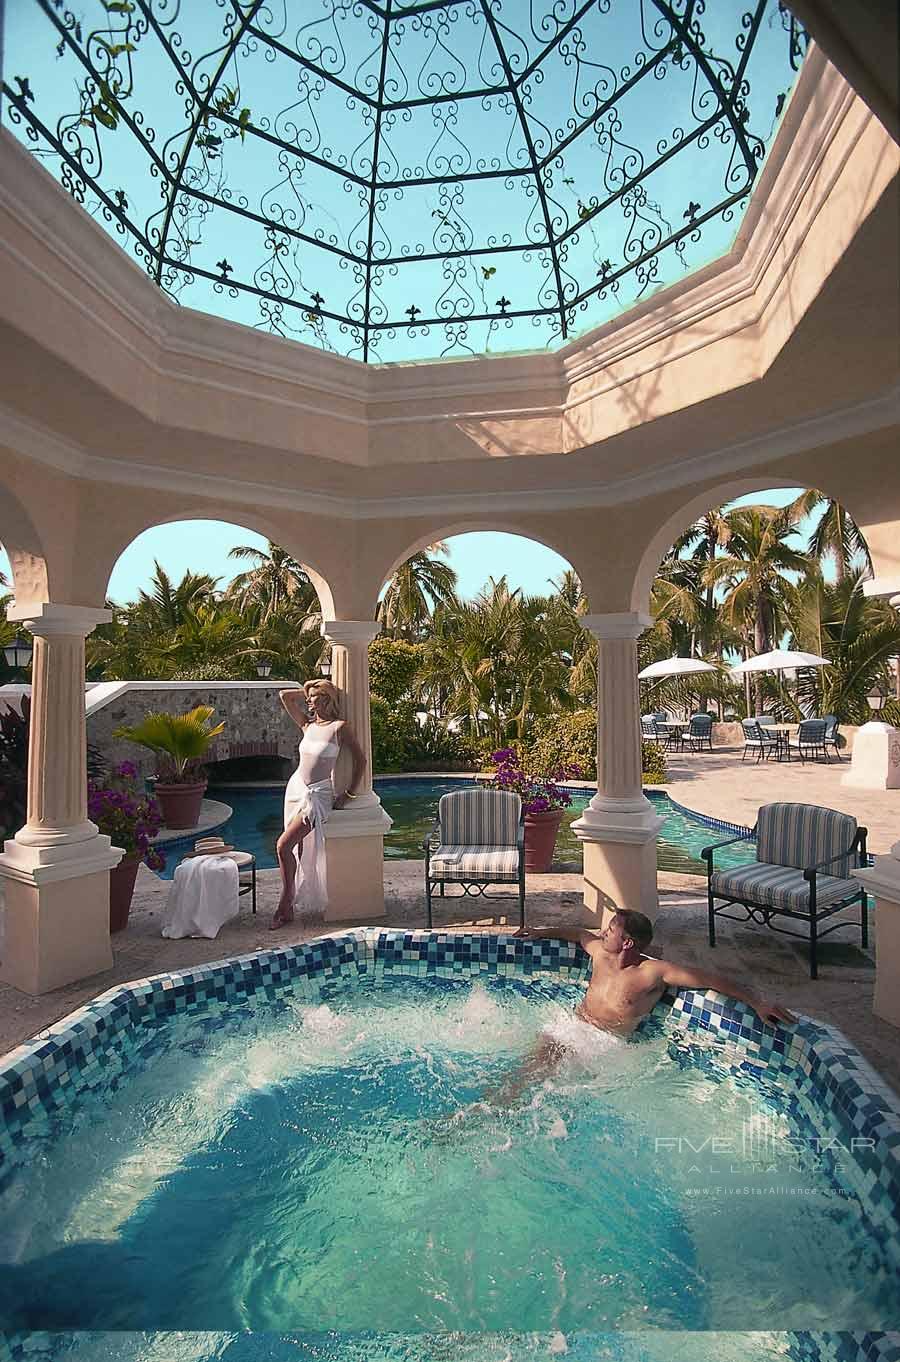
659,743,899,852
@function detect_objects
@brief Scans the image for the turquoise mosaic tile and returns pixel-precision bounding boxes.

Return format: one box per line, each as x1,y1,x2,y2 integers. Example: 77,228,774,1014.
1,927,898,1329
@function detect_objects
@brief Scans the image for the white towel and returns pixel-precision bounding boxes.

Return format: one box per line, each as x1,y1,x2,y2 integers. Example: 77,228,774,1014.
162,855,239,940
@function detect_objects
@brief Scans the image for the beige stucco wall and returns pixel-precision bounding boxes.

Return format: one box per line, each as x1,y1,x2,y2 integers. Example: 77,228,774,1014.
0,52,897,625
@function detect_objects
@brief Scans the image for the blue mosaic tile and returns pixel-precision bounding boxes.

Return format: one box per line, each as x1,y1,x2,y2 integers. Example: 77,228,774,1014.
1,928,898,1287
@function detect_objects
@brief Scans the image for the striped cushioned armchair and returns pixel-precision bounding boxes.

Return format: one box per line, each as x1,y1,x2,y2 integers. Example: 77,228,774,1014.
423,788,525,929
702,802,868,978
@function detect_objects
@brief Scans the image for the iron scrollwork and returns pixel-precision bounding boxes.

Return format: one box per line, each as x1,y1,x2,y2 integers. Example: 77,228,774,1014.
2,0,805,362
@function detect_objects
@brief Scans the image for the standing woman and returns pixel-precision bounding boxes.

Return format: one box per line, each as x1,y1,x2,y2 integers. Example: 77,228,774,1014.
272,680,366,929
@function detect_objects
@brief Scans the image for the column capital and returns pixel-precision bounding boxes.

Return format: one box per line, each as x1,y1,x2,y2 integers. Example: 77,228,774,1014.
8,602,112,637
321,619,382,646
580,611,652,640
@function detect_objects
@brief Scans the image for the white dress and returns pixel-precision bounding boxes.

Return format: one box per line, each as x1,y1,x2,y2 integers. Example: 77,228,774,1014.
283,719,341,919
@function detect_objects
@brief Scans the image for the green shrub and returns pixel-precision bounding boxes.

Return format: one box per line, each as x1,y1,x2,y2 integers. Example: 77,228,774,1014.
522,709,667,785
641,741,667,785
370,695,410,772
368,638,422,705
402,717,480,770
524,710,597,779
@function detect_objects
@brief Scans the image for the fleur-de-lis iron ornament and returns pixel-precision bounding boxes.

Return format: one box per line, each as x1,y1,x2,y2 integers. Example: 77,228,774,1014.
3,0,806,362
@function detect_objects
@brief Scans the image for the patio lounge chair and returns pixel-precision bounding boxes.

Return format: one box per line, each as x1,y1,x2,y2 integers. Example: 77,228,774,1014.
423,788,525,929
741,718,779,763
703,802,868,978
823,714,843,760
683,713,713,752
791,718,829,763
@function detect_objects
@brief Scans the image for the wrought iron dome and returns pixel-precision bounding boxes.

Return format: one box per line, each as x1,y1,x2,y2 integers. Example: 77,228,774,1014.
2,0,806,363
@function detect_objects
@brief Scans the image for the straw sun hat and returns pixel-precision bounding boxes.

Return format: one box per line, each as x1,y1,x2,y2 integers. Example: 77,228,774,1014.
183,836,235,858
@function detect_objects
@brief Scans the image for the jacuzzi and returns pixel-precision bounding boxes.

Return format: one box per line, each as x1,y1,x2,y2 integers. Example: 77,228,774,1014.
0,930,898,1360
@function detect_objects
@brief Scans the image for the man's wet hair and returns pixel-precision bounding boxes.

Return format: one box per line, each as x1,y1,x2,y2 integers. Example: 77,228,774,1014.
613,909,654,949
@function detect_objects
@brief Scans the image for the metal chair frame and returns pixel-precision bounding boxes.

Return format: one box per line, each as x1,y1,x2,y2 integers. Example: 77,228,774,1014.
741,719,780,763
703,824,868,979
423,818,525,930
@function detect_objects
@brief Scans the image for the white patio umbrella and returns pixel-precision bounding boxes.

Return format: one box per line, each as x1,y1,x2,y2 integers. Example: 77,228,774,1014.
638,656,718,722
730,649,829,709
638,656,718,679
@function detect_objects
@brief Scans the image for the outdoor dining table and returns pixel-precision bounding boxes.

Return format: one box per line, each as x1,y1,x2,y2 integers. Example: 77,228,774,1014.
657,719,691,749
766,722,799,760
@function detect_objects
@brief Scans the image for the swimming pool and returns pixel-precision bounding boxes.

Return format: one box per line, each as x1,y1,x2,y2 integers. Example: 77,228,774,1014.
155,779,757,878
1,931,898,1349
2,1331,897,1362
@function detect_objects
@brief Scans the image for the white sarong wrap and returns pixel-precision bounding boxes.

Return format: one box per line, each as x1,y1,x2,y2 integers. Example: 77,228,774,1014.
283,774,334,920
162,855,239,940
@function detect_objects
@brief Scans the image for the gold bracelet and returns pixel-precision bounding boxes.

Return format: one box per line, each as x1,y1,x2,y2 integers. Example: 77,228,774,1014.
345,791,359,799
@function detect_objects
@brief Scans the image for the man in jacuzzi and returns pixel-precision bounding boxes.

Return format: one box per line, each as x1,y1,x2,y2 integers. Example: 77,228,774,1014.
486,909,796,1104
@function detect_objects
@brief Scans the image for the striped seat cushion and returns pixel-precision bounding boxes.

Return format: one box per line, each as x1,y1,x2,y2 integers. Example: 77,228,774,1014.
756,803,857,878
429,846,520,882
711,864,861,914
439,789,521,846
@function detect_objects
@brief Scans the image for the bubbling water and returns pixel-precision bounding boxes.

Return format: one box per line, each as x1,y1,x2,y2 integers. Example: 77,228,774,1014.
1,975,897,1335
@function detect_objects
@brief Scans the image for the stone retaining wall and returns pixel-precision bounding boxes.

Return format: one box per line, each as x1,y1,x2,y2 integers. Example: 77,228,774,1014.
84,682,304,780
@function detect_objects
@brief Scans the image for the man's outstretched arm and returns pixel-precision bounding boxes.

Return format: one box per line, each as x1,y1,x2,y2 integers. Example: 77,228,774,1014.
658,960,797,1025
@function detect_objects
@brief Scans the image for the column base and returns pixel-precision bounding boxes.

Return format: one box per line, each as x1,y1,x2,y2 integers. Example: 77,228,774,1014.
572,803,664,924
0,833,123,995
856,851,900,1029
323,804,392,924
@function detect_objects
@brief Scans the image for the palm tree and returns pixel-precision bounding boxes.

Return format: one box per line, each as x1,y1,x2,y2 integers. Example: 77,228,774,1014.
788,572,900,723
133,561,220,631
787,490,873,583
417,578,570,749
378,543,458,640
703,505,812,711
226,541,319,623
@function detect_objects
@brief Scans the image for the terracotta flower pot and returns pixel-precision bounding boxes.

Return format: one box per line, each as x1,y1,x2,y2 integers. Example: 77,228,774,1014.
154,780,207,829
109,856,140,934
523,808,566,873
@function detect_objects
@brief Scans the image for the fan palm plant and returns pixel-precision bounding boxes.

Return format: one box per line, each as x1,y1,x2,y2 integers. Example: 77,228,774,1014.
113,705,225,782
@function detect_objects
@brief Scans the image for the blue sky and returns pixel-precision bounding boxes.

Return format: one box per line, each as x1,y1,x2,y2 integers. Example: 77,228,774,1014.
0,488,807,608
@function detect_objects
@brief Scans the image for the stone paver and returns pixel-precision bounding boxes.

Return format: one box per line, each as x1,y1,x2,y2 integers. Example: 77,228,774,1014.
659,745,899,852
1,857,896,1099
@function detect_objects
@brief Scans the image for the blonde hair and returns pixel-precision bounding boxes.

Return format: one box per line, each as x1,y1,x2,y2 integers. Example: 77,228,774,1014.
303,678,342,721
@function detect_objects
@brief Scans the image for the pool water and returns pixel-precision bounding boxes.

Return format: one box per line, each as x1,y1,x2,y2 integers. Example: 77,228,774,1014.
2,975,896,1335
0,1329,857,1362
157,781,757,879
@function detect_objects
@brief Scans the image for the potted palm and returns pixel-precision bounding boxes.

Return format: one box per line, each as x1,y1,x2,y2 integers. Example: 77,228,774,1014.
113,705,225,829
88,762,165,932
489,748,581,873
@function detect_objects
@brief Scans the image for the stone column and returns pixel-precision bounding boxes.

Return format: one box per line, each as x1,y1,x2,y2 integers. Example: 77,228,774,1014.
854,578,900,1027
319,619,391,922
571,612,664,923
0,603,123,994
